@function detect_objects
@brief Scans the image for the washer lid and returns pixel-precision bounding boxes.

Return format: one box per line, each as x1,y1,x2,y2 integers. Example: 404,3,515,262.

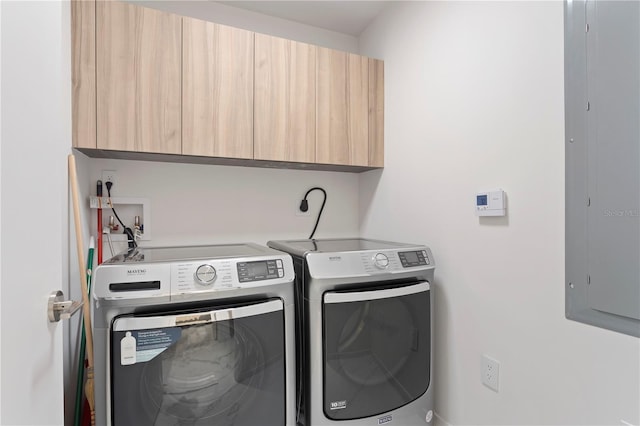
267,238,417,257
105,243,276,264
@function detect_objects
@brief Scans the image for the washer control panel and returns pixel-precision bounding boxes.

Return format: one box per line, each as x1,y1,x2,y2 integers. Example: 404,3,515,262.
398,250,430,267
174,260,234,293
171,256,292,294
93,244,295,301
373,253,390,269
237,259,284,282
194,264,217,285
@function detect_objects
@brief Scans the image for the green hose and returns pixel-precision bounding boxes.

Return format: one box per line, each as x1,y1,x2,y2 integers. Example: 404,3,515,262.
73,244,94,426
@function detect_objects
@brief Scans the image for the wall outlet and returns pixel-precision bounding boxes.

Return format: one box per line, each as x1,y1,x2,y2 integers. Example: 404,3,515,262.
102,170,117,187
482,354,500,392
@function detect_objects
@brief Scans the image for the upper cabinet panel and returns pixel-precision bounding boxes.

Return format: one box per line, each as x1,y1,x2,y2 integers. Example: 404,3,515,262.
183,18,254,159
73,1,383,172
368,58,384,168
254,34,316,163
71,0,96,149
96,1,181,154
317,48,369,167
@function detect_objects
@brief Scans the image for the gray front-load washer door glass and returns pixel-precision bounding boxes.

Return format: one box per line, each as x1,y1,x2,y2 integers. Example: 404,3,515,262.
322,283,430,420
110,299,286,426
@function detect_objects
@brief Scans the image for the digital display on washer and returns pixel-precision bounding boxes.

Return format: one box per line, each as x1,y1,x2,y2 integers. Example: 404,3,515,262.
398,250,429,267
237,259,284,282
248,262,268,276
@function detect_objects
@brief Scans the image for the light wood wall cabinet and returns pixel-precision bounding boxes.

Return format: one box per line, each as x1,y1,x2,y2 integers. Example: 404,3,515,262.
368,58,384,167
96,1,181,154
254,34,317,163
71,0,384,171
71,0,96,149
317,48,370,167
183,18,254,159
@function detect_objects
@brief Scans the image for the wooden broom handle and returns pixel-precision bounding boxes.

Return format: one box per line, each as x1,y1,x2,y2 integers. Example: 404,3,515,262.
68,154,94,367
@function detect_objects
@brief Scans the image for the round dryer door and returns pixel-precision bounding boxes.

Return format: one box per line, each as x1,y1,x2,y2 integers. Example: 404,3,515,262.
322,282,431,421
110,299,286,426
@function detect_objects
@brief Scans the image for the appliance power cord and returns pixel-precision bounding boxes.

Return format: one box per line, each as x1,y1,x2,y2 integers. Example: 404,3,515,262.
105,181,137,249
300,187,327,239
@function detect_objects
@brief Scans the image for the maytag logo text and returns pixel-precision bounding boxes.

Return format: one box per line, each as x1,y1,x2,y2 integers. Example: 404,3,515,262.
378,415,393,424
330,401,347,410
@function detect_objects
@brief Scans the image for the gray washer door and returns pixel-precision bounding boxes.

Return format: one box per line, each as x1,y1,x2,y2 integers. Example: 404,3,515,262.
110,299,286,425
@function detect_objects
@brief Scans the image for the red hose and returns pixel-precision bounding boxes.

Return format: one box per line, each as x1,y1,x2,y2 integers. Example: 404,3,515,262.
97,209,102,264
96,181,103,265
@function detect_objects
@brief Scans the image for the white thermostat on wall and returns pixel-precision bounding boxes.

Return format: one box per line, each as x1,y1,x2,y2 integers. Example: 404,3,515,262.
476,189,506,216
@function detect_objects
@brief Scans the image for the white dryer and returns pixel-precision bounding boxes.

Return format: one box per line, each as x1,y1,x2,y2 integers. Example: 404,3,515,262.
92,243,296,426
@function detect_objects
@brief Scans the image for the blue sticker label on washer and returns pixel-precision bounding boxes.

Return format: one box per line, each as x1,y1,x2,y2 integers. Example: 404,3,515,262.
130,328,182,364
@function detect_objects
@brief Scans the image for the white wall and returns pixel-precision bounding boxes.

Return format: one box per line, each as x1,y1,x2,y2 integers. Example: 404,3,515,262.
358,2,640,425
1,1,71,424
134,0,359,53
82,156,360,255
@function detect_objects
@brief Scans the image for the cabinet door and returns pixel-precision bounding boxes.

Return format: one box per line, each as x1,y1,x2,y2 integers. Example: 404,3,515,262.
368,58,384,167
317,48,369,166
254,34,316,163
183,18,254,159
71,0,96,149
96,1,181,154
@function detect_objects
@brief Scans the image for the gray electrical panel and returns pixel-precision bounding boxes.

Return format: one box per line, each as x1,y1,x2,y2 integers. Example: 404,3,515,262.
565,0,640,337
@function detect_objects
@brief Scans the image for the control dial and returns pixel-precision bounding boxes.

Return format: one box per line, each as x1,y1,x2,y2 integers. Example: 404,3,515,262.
373,253,389,269
194,264,217,286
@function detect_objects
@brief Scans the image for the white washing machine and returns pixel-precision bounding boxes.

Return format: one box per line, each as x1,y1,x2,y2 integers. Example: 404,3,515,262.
267,238,435,426
92,243,296,426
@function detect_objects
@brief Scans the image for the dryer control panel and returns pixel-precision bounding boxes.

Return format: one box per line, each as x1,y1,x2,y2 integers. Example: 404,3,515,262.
398,250,430,267
305,247,434,280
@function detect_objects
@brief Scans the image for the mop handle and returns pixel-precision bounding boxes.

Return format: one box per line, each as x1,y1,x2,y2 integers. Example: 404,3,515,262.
69,154,94,366
69,154,96,426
